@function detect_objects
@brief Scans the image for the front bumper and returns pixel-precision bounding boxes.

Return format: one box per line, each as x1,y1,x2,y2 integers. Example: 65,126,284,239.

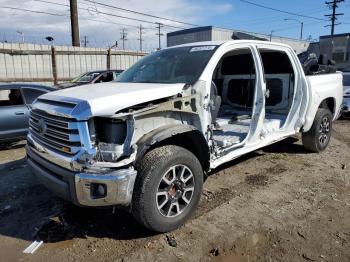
342,97,350,113
26,145,137,207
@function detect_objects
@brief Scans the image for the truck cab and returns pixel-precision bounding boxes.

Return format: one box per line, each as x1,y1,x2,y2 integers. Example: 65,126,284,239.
26,41,343,232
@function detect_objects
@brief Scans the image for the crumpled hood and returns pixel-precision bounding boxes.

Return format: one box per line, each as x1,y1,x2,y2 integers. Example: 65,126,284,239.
38,82,185,118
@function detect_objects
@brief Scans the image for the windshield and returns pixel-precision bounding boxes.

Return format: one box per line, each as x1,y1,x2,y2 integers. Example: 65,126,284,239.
117,46,218,85
343,74,350,86
72,72,101,83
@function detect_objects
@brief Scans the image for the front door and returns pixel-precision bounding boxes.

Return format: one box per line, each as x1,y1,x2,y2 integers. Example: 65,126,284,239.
209,45,265,150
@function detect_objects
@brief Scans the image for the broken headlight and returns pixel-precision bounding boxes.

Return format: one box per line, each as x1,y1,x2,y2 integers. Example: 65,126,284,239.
93,117,128,162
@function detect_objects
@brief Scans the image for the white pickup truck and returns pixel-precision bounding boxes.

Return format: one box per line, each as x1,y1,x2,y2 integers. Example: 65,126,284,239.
26,40,343,232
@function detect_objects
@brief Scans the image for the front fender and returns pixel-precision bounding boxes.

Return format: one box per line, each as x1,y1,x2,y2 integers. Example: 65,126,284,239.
135,124,206,163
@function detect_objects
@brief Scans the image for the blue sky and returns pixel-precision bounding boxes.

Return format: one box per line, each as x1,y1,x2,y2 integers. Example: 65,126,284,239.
0,0,349,49
201,0,350,40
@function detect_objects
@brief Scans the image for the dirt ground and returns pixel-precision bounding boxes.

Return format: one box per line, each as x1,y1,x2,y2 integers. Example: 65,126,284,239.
0,120,349,262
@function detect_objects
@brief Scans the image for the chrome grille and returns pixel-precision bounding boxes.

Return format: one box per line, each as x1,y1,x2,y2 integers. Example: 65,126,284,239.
29,109,81,155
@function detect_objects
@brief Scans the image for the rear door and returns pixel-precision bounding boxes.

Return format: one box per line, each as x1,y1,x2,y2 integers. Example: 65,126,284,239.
0,88,29,142
256,44,307,135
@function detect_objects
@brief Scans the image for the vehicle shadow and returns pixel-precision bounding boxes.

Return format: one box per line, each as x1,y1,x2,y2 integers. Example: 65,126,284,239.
0,161,155,244
35,203,156,243
261,136,311,155
0,140,26,151
209,136,309,177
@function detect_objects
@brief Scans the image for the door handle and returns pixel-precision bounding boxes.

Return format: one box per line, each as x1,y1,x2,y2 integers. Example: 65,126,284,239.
15,111,25,115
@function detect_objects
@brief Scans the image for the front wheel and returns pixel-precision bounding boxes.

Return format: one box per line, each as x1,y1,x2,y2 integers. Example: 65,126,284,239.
302,108,333,153
132,145,203,232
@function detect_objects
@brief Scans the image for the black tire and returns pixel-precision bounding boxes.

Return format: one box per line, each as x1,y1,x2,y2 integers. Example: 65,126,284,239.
132,145,203,232
302,108,333,153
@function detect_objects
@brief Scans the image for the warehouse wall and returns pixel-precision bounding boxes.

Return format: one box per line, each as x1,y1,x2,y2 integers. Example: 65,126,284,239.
211,28,234,41
0,42,147,85
167,28,212,47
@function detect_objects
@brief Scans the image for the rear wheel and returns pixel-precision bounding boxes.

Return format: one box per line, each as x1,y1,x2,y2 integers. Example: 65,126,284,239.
132,145,203,232
302,108,332,152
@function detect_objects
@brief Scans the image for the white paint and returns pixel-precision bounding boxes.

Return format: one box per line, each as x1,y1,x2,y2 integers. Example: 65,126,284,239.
23,240,43,254
42,82,185,116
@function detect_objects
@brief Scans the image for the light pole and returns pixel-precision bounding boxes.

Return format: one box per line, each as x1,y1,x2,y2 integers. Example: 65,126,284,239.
284,18,304,40
269,30,274,41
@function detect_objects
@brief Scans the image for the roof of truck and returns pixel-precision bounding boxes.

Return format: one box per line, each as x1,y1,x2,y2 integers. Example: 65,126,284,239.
168,40,293,49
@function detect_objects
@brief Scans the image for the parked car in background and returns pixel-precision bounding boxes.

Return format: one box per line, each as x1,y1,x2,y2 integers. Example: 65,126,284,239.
342,72,350,117
0,83,55,145
55,70,124,89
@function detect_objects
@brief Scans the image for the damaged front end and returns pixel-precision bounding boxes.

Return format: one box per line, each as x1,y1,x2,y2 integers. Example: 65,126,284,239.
26,99,138,207
26,82,206,207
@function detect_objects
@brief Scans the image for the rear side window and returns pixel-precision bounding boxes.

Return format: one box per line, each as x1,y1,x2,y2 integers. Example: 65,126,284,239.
22,88,46,104
0,89,24,106
259,50,295,74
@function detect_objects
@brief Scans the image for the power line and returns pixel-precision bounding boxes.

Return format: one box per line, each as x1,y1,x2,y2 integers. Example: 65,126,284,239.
0,6,67,17
239,0,328,22
31,0,152,29
32,0,187,29
325,0,345,35
81,0,199,27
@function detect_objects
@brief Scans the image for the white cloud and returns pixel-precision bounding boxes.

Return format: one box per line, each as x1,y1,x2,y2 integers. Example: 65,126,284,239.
0,0,234,50
209,3,233,14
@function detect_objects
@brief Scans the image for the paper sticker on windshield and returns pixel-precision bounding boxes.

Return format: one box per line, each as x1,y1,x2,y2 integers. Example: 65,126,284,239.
190,46,216,52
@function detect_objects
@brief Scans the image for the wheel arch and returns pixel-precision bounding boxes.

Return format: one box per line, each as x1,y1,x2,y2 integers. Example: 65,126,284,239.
135,124,210,172
319,97,335,116
302,96,336,132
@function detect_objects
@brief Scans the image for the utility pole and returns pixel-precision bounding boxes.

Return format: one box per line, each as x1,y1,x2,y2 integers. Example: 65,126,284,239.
137,24,144,52
70,0,80,46
120,28,128,50
284,19,304,40
16,31,24,43
325,0,344,36
82,36,89,47
155,22,164,50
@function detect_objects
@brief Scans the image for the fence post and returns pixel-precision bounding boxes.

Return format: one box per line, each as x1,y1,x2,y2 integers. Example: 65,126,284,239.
51,46,58,85
107,48,111,70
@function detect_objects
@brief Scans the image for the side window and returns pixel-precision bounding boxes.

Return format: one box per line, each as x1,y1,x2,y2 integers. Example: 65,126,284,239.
96,73,113,83
212,48,257,108
22,88,46,104
258,49,295,108
104,72,114,82
0,89,24,107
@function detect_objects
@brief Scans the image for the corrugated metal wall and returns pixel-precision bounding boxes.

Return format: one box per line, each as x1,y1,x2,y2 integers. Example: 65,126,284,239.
167,29,212,47
211,28,234,41
0,43,147,84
